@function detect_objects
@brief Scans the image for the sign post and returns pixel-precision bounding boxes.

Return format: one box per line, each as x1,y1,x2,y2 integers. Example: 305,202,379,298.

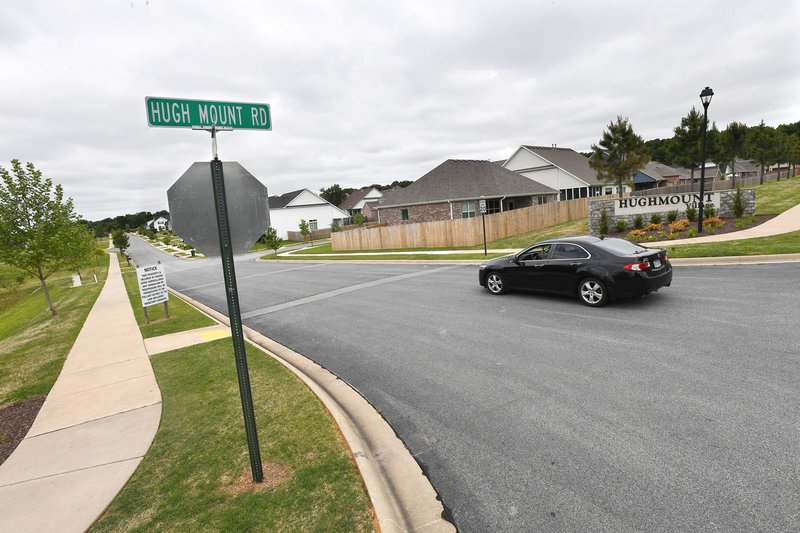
147,96,268,483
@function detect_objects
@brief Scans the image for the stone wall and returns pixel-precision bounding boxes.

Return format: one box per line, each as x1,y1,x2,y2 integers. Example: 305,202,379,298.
588,189,756,234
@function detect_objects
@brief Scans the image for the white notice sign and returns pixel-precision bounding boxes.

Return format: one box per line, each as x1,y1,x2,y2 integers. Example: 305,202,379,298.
136,263,169,307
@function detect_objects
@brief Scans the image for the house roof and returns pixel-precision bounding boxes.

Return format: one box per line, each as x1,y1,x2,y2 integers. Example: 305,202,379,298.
268,189,305,209
520,146,602,186
376,159,557,209
338,187,379,211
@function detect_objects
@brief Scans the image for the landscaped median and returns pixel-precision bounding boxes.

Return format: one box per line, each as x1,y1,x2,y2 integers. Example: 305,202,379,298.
94,259,375,531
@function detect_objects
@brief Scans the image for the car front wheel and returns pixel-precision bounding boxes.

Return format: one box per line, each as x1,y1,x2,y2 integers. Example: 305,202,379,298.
486,272,507,295
578,278,608,307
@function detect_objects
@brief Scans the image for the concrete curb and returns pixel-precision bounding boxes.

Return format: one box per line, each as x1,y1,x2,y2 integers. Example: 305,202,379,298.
169,289,456,533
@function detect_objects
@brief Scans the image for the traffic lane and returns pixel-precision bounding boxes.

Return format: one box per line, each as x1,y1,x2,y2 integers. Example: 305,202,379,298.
246,263,800,532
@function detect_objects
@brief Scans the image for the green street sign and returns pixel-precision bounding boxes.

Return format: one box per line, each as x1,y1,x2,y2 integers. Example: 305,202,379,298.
145,97,271,130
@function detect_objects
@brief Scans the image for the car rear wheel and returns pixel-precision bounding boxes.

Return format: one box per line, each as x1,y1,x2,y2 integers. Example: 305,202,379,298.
486,272,507,295
578,278,608,307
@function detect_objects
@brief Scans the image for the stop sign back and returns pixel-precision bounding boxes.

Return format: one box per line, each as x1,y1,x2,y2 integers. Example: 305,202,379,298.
167,161,269,256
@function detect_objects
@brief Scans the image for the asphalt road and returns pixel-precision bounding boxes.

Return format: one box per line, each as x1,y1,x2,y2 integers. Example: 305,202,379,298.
127,237,800,532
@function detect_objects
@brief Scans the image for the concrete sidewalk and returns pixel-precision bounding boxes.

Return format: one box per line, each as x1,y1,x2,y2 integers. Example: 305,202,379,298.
0,253,162,532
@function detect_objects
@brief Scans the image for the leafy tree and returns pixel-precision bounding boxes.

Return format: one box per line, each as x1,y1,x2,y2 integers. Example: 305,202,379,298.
671,107,705,182
319,184,347,206
0,160,92,316
719,122,748,187
298,219,312,245
589,116,650,198
112,229,129,253
261,227,283,254
746,120,780,184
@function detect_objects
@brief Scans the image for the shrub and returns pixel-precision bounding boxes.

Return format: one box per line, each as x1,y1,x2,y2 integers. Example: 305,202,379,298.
703,203,716,219
667,210,679,223
669,218,690,233
685,205,697,222
733,187,746,219
633,214,644,229
598,208,609,235
649,213,662,225
615,219,628,232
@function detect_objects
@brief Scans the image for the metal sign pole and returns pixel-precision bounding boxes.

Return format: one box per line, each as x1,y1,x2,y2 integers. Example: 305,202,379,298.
210,154,264,483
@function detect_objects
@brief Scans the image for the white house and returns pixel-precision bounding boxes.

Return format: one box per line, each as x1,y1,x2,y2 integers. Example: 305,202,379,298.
146,216,170,232
502,145,618,199
268,189,350,239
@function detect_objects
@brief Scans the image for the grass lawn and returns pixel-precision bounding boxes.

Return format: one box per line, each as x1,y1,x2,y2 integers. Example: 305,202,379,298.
0,256,109,409
118,254,216,338
90,338,374,532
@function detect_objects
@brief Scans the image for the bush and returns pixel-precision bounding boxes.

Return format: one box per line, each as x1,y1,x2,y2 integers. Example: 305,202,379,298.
667,210,679,223
703,203,716,219
598,208,609,235
733,187,746,219
685,205,697,222
615,219,628,232
649,213,662,225
633,214,644,229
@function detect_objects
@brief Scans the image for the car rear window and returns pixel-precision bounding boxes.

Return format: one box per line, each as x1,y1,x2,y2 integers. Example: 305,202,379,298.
593,238,650,256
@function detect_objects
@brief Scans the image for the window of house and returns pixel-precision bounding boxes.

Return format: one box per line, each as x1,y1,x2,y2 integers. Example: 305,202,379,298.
309,219,318,231
486,199,501,214
461,201,476,218
401,209,409,221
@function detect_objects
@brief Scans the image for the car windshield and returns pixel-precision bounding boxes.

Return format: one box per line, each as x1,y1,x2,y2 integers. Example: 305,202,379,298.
593,238,650,256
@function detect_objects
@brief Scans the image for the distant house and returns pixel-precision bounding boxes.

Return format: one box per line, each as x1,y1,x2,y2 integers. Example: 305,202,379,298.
268,189,350,239
370,159,558,225
146,216,170,232
338,187,383,220
633,162,682,190
502,145,607,199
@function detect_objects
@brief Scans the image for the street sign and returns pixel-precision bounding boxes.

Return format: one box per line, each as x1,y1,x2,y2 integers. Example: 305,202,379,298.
145,97,271,130
136,264,169,307
167,162,270,256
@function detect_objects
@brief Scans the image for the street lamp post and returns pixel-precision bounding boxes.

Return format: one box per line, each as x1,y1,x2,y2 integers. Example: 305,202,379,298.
697,86,714,233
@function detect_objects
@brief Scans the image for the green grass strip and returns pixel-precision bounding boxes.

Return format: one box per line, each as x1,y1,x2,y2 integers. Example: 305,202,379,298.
90,339,374,532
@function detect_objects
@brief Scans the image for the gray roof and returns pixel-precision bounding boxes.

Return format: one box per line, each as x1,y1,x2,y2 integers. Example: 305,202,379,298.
376,159,557,209
268,189,304,209
521,146,601,186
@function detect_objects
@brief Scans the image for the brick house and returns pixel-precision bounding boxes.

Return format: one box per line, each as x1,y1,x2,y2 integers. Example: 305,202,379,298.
370,159,557,225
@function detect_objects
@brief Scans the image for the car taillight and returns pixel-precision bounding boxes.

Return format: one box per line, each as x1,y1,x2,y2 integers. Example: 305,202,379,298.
623,261,649,271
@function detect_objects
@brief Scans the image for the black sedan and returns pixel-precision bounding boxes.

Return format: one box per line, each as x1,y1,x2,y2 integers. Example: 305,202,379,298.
478,235,672,307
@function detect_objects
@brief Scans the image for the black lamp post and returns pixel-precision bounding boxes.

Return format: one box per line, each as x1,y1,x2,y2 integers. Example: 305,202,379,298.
697,86,714,233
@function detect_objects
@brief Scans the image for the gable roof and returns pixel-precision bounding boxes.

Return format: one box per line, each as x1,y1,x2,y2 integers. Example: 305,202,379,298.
518,146,601,186
338,187,381,211
376,159,557,209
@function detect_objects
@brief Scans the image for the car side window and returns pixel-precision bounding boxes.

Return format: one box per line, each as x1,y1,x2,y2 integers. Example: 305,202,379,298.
552,244,589,259
519,244,551,261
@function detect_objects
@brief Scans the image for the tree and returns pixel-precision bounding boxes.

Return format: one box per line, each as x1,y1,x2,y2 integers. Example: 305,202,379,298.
746,120,780,184
671,107,705,182
719,122,748,188
298,219,312,245
589,116,650,198
0,160,91,316
319,184,347,206
112,229,129,253
261,227,283,254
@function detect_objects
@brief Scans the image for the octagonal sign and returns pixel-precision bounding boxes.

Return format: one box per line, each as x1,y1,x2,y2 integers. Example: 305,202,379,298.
167,161,270,256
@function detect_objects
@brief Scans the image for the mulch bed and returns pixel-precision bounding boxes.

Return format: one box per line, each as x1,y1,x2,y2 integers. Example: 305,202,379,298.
0,397,46,465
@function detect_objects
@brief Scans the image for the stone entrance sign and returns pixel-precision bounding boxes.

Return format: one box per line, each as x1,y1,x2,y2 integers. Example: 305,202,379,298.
167,162,270,256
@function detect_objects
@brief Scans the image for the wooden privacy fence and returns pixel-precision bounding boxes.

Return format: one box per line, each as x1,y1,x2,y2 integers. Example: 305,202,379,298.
331,198,589,251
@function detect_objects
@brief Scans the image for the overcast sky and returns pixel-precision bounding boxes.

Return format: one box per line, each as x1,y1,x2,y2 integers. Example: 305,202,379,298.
2,0,798,220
